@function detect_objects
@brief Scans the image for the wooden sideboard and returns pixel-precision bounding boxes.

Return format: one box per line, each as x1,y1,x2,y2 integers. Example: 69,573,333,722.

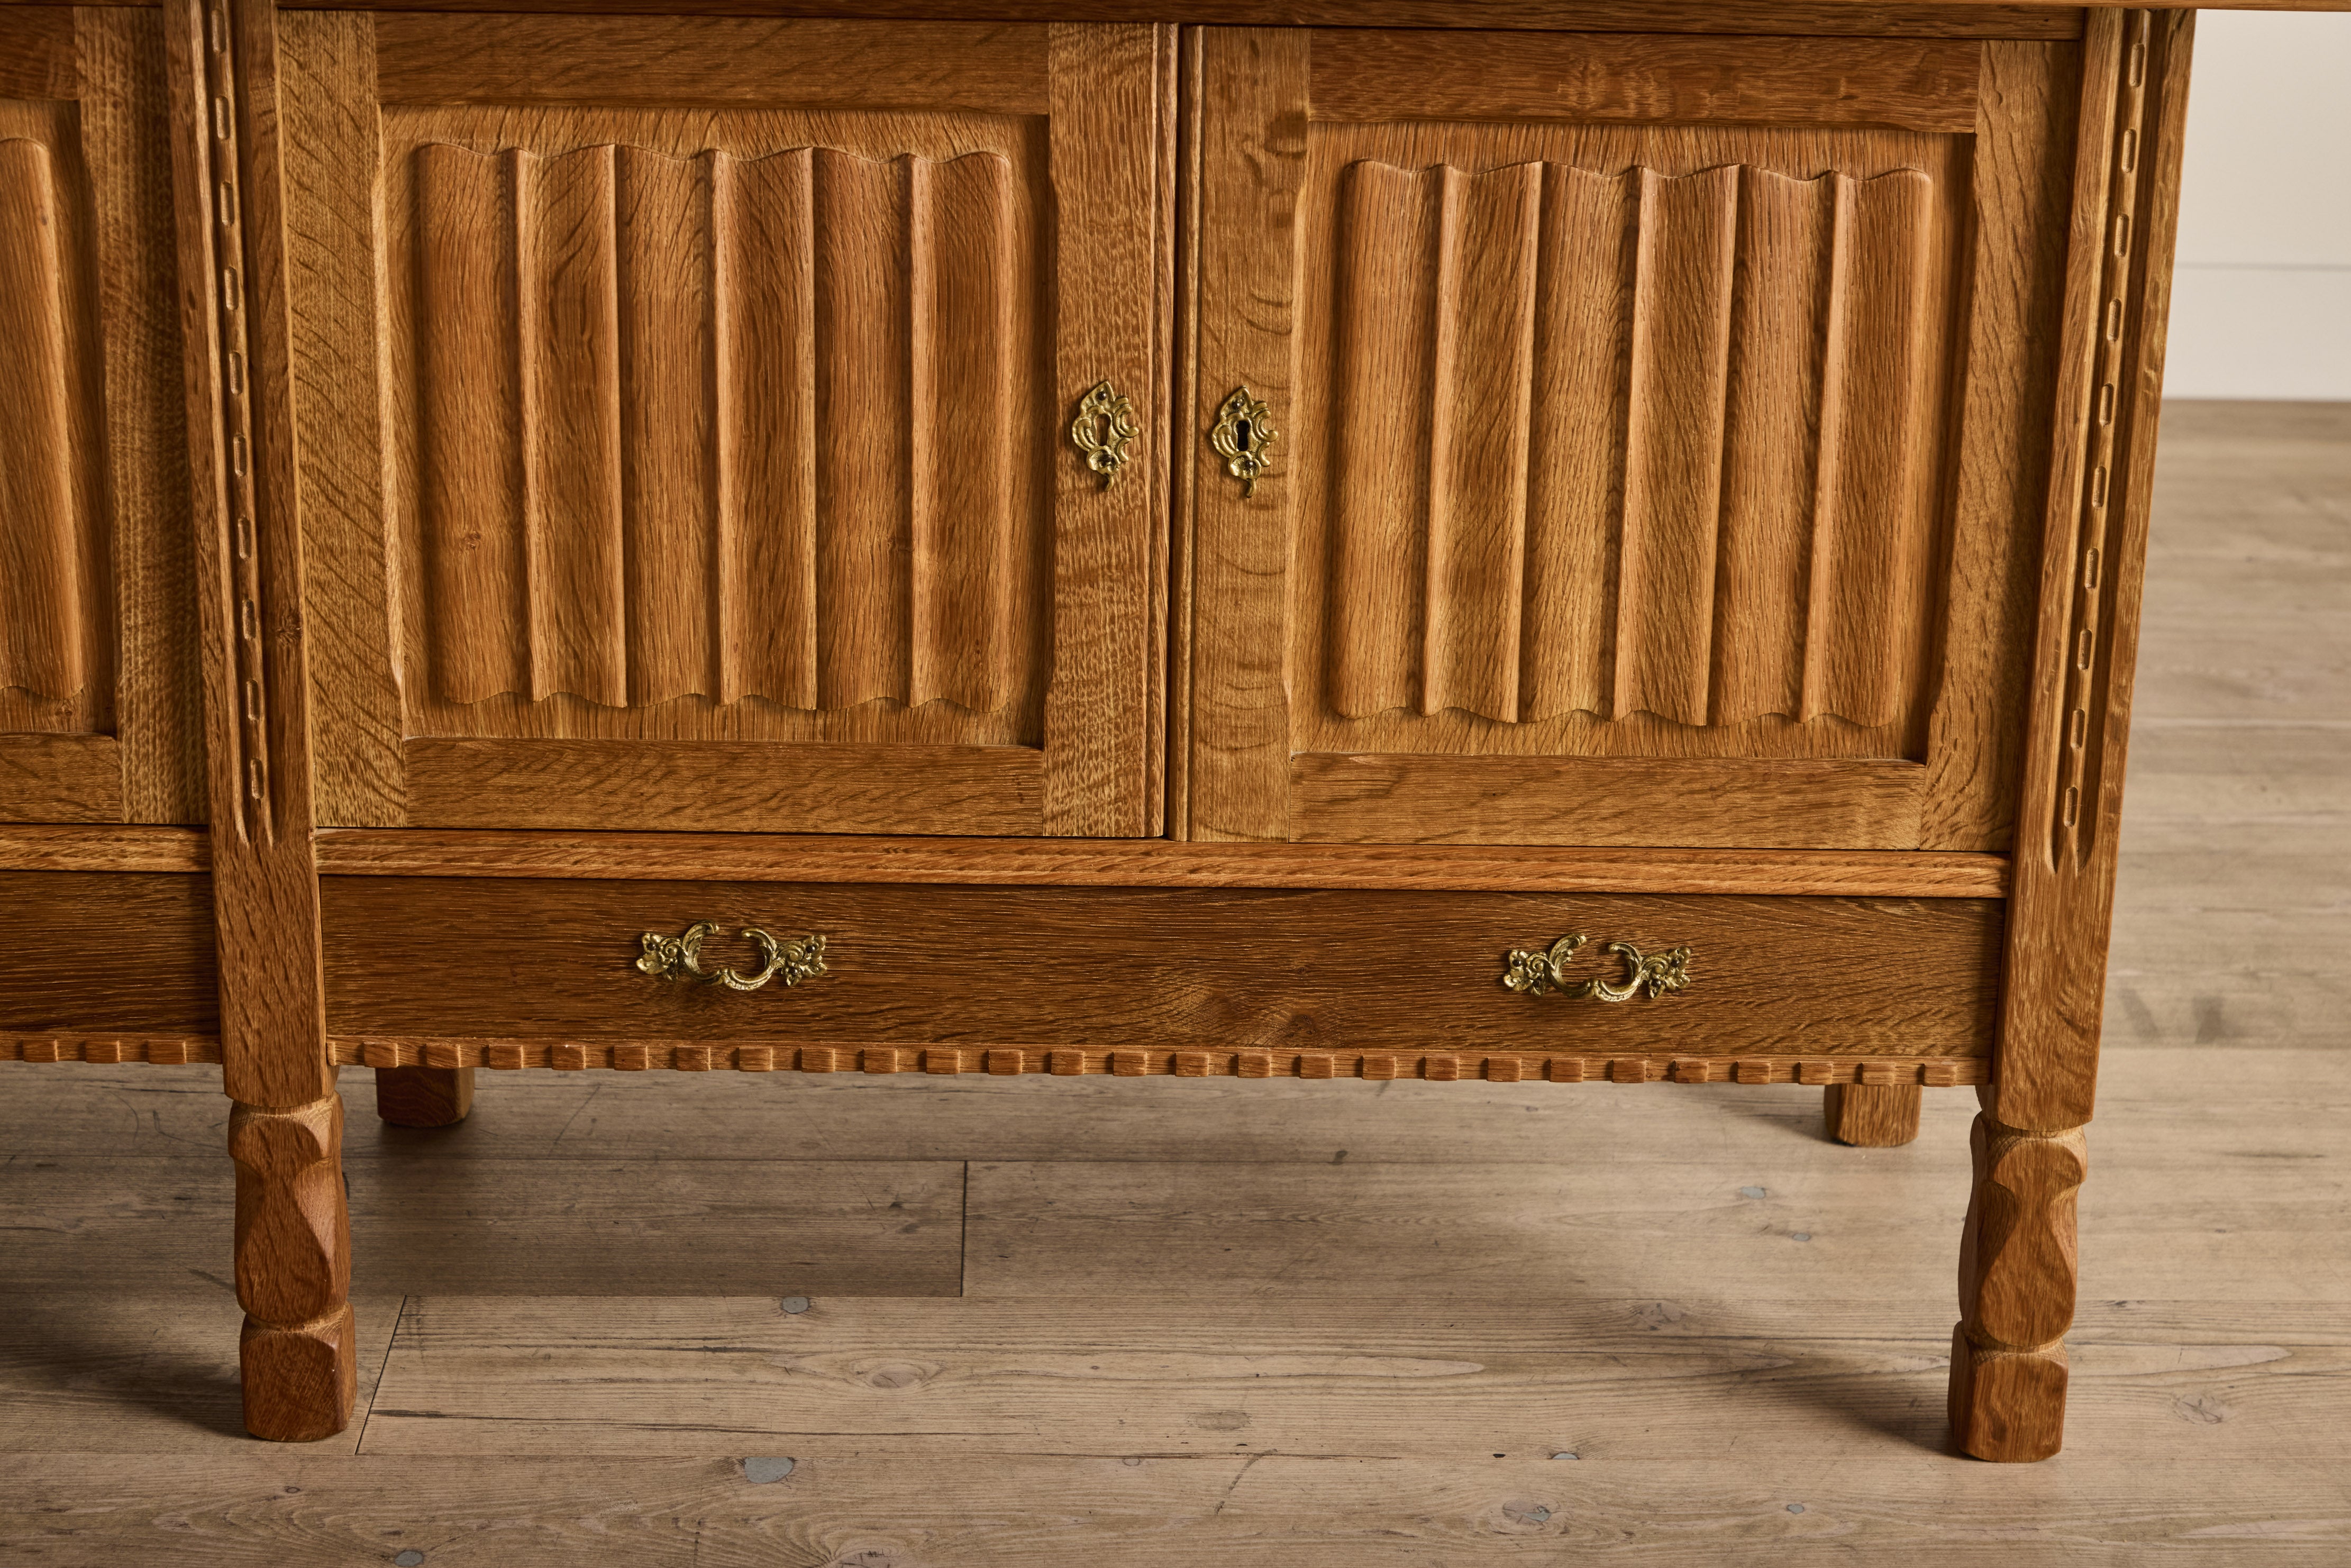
5,0,2335,1457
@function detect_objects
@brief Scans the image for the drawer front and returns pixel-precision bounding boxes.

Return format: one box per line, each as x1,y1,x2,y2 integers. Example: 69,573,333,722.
323,877,2000,1073
0,871,219,1039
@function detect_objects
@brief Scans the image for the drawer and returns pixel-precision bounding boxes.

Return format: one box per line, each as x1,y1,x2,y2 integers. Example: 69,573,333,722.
321,877,2000,1083
0,871,220,1050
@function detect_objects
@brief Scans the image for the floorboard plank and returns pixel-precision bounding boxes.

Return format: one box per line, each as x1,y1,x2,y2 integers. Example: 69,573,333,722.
3,1452,2347,1566
0,1157,964,1297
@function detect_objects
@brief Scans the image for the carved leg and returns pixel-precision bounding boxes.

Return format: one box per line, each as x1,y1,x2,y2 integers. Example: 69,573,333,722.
1949,1108,2087,1461
1823,1083,1922,1146
230,1095,356,1441
374,1065,475,1127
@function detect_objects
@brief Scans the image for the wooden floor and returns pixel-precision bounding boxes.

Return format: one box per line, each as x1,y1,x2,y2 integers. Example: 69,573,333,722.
3,401,2347,1563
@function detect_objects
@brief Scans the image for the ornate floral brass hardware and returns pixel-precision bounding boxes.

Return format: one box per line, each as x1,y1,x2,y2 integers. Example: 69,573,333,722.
1209,386,1277,497
636,923,828,993
1070,380,1139,488
1502,933,1692,1003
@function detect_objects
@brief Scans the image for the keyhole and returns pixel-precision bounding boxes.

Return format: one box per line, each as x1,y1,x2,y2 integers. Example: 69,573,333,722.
1235,418,1254,452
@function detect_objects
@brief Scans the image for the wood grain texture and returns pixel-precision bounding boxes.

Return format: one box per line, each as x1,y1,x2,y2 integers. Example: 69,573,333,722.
78,4,204,825
0,80,115,812
371,12,1049,112
401,737,1043,834
1921,39,2081,850
1039,21,1169,835
371,1063,472,1126
1951,1108,2087,1461
0,869,218,1033
1994,9,2191,1133
1318,158,1945,733
407,139,1023,716
1177,27,1306,841
0,731,121,820
1309,31,1983,134
320,876,2001,1059
166,0,332,1107
310,829,2010,897
226,1095,353,1442
0,7,74,100
0,822,207,871
266,0,2105,32
1193,89,2000,850
1291,753,1925,848
1823,1081,1923,1145
285,24,1161,836
0,127,103,714
278,10,400,827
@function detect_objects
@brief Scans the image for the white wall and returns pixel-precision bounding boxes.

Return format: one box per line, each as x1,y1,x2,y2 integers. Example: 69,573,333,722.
2167,10,2351,399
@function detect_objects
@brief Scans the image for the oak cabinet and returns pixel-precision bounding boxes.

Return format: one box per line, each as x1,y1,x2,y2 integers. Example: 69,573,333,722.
279,13,1173,837
0,0,2249,1464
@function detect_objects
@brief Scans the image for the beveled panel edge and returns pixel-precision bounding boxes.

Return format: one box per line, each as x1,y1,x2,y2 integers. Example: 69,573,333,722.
312,829,2009,897
323,1038,1991,1081
0,824,210,872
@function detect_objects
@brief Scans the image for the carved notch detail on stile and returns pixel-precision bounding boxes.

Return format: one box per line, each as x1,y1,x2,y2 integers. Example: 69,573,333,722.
2049,12,2154,866
190,1,277,836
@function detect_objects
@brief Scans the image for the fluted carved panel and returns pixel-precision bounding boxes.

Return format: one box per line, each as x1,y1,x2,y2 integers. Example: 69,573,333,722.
1325,158,1943,732
0,135,98,711
408,142,1020,716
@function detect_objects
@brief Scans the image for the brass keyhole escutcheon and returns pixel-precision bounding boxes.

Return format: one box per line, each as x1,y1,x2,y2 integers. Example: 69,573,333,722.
636,922,828,993
1070,380,1139,488
1209,386,1277,498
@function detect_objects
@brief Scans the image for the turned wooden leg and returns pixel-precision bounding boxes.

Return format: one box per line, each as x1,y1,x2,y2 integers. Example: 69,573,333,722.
374,1065,475,1127
230,1094,356,1441
1823,1083,1922,1146
1949,1107,2087,1461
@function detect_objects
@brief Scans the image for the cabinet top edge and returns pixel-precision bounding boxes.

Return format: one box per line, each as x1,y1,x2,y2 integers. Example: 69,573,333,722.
243,0,2351,30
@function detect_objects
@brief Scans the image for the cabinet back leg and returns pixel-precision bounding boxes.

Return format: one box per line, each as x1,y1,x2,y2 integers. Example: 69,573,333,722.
1823,1082,1922,1146
230,1094,357,1441
375,1065,476,1127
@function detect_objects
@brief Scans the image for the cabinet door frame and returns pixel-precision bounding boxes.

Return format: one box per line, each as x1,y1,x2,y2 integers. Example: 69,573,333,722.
1176,23,2081,852
0,4,204,826
281,13,1174,837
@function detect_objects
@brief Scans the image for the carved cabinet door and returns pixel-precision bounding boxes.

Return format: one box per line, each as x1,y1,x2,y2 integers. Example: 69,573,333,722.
1179,25,2082,851
283,15,1172,836
0,8,203,825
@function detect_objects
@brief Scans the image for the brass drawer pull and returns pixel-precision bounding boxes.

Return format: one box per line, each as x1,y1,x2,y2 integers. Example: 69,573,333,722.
1502,933,1692,1003
1071,380,1139,488
636,922,827,993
